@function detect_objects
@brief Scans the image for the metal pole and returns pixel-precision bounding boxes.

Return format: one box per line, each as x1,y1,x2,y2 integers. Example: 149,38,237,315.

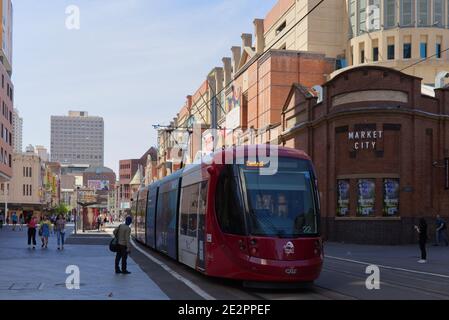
4,183,7,225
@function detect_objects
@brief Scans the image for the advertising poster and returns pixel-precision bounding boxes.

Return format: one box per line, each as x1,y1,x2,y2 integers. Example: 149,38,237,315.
383,179,399,216
88,180,110,191
337,180,350,216
357,179,375,216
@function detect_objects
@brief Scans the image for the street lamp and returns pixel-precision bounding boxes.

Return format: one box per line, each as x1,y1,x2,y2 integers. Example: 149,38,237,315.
75,187,80,235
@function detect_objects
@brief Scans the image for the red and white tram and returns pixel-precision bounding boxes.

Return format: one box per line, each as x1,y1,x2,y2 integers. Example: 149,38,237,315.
131,145,323,285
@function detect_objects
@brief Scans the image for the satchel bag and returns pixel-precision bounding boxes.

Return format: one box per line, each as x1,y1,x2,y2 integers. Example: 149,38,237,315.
109,225,121,253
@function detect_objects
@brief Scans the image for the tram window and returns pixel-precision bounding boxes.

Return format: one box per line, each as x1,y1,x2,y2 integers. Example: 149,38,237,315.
180,184,200,237
241,158,318,237
215,167,245,235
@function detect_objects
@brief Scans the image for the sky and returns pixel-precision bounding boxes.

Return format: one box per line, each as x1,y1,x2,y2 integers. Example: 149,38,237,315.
13,0,277,174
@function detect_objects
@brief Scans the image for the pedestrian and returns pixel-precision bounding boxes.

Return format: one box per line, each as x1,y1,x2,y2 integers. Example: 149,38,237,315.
97,215,102,231
434,215,449,246
113,216,132,275
39,216,52,249
27,216,37,249
55,214,66,251
0,212,3,229
19,214,24,231
11,212,17,231
6,216,9,227
415,218,428,263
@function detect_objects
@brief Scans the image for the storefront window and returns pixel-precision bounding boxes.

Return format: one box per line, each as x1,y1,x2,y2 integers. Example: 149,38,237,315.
383,179,400,216
357,179,376,216
337,180,350,216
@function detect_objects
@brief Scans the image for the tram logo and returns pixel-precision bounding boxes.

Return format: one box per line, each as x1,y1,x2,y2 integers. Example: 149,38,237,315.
283,242,295,255
285,267,297,275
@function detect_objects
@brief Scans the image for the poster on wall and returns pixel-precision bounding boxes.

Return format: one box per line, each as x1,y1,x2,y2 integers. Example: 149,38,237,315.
357,179,376,216
88,180,110,191
383,179,399,216
337,180,350,216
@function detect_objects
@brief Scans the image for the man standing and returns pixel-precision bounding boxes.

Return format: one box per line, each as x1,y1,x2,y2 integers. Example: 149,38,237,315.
113,216,132,275
435,215,449,246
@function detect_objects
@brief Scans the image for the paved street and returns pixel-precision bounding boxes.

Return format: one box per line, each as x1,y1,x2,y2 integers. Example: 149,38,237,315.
1,224,449,300
0,225,168,300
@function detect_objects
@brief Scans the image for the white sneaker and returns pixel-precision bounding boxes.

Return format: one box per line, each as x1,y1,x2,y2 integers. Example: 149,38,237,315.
418,259,427,263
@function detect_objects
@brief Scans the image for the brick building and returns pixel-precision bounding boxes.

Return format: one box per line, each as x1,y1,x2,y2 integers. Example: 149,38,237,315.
118,147,157,210
281,65,449,244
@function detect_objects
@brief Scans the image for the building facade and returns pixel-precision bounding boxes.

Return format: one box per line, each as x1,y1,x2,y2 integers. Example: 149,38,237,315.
51,111,104,167
35,145,49,162
0,0,13,186
2,151,44,221
118,148,156,211
281,65,449,244
259,0,449,85
12,108,22,153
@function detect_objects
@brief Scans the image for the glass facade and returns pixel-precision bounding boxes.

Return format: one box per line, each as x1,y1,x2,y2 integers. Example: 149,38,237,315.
417,0,431,26
359,0,367,34
349,0,357,37
349,0,447,34
434,0,444,27
385,0,397,28
401,0,415,27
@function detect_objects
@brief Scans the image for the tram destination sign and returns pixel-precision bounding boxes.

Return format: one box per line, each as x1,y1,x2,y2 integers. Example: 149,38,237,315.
348,130,383,150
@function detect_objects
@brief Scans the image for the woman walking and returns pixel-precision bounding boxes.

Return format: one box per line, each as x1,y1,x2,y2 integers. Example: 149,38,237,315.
27,216,37,249
55,214,66,250
39,216,52,249
415,218,428,263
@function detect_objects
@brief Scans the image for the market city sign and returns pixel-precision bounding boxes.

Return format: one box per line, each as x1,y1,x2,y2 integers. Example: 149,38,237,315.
348,130,383,150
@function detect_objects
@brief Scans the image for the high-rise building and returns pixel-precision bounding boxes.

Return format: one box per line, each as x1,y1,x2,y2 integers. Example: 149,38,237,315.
0,0,13,76
259,0,449,85
12,108,22,153
34,145,49,162
51,111,104,167
0,0,14,187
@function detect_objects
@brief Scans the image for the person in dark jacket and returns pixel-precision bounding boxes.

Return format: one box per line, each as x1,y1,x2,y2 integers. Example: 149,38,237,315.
434,215,448,246
113,216,132,274
415,218,428,263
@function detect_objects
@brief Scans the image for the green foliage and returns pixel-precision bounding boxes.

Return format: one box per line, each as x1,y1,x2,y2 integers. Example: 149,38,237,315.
53,204,69,215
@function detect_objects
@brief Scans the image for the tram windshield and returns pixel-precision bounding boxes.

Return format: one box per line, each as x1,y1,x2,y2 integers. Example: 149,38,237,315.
241,158,318,238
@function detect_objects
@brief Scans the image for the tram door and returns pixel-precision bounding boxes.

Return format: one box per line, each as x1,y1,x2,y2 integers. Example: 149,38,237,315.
178,183,201,270
197,181,208,271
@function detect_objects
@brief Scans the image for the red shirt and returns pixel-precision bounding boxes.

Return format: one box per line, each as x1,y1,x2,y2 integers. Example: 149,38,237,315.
28,219,37,229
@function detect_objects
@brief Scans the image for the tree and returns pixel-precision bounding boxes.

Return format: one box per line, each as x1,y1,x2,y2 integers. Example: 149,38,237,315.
54,204,69,216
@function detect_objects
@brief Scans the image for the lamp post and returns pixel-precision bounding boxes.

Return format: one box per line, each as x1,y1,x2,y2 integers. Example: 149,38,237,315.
3,183,8,225
75,187,80,235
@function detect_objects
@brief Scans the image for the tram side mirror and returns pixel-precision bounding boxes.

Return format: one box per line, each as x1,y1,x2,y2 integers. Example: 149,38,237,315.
207,166,217,176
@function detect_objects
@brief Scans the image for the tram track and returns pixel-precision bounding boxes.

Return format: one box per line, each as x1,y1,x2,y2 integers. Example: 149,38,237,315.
321,264,449,300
